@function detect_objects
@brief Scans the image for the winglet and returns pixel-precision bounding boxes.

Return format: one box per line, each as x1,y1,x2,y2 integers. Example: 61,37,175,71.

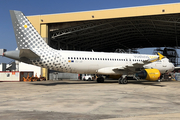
146,52,165,63
157,52,164,60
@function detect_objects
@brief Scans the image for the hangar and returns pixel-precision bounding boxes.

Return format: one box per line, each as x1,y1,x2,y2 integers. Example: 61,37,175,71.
27,3,180,78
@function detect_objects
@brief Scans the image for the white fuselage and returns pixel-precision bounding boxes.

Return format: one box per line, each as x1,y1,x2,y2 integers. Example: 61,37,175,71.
31,49,174,75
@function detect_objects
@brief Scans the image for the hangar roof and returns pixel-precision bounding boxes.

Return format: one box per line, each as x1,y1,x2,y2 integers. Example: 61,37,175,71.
27,3,180,52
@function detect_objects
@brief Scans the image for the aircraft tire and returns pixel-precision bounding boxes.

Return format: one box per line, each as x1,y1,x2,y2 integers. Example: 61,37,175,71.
118,78,122,84
101,77,104,83
97,77,104,83
119,78,128,84
122,78,128,84
97,78,100,83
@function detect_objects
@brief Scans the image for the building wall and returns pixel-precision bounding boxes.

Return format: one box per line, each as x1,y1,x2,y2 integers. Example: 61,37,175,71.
0,72,20,82
19,62,41,77
27,3,180,24
49,72,78,80
0,64,2,71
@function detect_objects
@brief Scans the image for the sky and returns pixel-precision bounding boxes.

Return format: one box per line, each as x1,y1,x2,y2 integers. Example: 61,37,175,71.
0,0,180,63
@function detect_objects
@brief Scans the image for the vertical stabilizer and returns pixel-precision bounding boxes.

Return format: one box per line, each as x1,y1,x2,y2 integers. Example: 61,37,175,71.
10,10,50,50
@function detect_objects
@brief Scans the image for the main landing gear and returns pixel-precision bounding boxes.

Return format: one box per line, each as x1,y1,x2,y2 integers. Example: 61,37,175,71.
118,75,128,84
97,77,104,83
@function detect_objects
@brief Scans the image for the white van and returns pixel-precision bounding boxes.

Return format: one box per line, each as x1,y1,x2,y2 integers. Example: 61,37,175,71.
82,74,93,81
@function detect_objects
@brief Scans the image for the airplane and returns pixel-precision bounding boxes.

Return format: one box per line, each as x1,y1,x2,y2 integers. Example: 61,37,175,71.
0,10,175,84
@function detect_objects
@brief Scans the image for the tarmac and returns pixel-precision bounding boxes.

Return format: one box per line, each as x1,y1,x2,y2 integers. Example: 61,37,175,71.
0,79,180,120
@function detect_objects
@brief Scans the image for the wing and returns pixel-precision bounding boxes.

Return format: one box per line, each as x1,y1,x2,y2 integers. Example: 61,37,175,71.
113,52,165,73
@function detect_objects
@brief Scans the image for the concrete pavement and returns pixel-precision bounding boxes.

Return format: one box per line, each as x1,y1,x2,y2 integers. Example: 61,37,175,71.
0,80,180,119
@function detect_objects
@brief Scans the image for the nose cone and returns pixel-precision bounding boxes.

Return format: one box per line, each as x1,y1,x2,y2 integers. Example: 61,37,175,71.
169,63,175,72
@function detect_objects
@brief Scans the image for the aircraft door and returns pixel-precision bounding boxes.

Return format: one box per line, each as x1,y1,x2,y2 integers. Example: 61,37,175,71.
54,53,61,65
125,58,128,65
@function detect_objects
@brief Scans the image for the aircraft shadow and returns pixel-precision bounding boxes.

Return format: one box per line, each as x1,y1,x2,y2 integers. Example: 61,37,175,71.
128,80,167,87
30,79,169,87
30,81,98,86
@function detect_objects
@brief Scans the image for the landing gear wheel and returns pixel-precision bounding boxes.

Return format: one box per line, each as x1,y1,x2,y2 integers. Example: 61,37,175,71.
123,78,128,84
118,77,128,84
118,77,122,84
97,77,104,83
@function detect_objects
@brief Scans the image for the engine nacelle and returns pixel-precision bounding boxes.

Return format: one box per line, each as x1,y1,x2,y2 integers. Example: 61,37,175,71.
136,69,161,81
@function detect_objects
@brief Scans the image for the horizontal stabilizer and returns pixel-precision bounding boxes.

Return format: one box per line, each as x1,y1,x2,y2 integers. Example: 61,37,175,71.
20,49,40,59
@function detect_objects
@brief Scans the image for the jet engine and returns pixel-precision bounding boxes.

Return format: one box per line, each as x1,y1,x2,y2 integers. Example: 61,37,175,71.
136,69,161,81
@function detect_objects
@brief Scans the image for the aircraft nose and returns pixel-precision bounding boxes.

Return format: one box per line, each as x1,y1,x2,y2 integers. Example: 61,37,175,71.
170,63,175,72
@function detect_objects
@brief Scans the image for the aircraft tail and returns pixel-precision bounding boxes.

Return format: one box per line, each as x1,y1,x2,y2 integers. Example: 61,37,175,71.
10,10,50,50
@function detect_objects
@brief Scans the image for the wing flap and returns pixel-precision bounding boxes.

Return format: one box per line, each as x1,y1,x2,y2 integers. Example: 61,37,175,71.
112,66,125,70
